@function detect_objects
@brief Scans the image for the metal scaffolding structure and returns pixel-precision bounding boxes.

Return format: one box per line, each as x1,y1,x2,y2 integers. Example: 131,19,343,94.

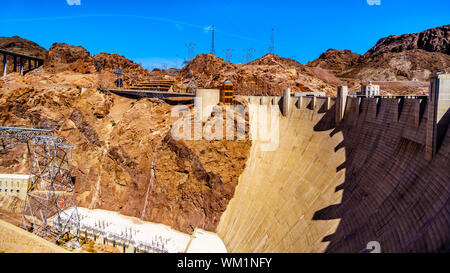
0,126,80,244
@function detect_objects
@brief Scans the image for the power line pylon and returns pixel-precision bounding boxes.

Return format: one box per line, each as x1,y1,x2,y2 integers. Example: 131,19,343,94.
185,42,196,62
113,67,123,88
243,48,255,64
269,28,275,54
225,48,233,63
0,127,80,246
211,25,216,55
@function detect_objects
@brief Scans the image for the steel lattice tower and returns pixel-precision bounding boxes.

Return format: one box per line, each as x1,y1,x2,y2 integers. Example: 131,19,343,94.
244,48,255,64
186,42,196,62
225,48,233,63
269,28,275,54
211,25,216,55
0,127,80,245
113,67,123,88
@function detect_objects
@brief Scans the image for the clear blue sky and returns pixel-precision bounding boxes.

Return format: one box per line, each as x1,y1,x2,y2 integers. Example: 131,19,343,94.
1,0,449,69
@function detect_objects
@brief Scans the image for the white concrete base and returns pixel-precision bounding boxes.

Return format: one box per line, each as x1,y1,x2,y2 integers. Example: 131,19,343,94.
54,207,227,253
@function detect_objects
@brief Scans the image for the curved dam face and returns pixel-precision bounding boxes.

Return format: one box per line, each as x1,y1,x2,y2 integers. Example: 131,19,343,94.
217,94,449,253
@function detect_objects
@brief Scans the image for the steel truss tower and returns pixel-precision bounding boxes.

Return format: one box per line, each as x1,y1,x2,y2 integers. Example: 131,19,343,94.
225,48,233,63
0,127,80,244
243,48,255,64
211,25,216,55
113,67,123,88
186,42,196,62
269,28,275,54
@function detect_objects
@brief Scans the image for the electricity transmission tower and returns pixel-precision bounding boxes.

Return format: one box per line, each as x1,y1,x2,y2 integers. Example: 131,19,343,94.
113,67,123,88
243,48,255,64
211,25,216,55
269,28,275,54
186,42,196,62
225,48,233,63
0,127,80,245
188,78,197,93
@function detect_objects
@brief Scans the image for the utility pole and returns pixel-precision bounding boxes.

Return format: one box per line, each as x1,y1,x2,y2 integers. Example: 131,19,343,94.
225,48,233,63
211,25,216,55
269,28,275,54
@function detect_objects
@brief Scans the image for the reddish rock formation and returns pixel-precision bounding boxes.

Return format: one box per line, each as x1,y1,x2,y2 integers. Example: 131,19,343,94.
343,49,450,82
307,25,450,82
0,36,48,75
306,49,360,74
175,53,340,96
366,24,449,56
0,36,48,59
45,43,96,74
0,70,250,234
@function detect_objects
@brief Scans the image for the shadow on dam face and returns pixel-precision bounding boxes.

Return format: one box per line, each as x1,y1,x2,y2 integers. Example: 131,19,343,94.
216,96,450,253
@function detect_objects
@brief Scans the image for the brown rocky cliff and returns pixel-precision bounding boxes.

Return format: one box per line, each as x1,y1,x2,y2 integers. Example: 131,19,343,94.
0,36,48,75
366,24,449,56
0,71,251,234
43,43,172,87
45,43,96,74
148,131,250,232
0,36,48,59
306,49,360,74
176,53,340,96
307,25,450,82
175,53,238,92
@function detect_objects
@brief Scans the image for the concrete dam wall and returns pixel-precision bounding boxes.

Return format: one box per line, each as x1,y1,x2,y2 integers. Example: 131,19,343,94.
217,80,449,252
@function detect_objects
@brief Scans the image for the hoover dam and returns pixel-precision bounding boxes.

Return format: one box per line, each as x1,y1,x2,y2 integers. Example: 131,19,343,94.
1,75,449,253
217,76,449,253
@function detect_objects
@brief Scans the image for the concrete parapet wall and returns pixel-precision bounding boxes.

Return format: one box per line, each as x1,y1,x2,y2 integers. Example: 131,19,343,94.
272,96,282,106
242,92,444,156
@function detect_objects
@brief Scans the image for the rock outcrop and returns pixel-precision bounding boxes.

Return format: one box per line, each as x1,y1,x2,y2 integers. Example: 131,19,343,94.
0,70,250,234
45,43,96,74
366,24,449,56
306,49,360,74
0,36,48,59
175,53,341,96
307,25,450,82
